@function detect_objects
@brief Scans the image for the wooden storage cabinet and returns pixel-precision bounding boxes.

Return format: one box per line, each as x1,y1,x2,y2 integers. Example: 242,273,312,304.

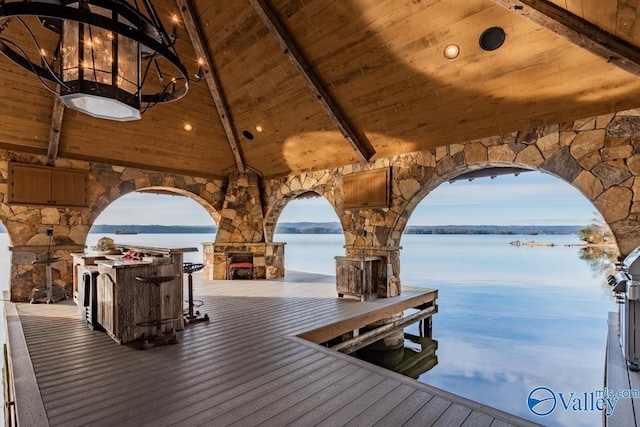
97,260,183,344
335,256,386,301
9,163,87,207
343,168,390,209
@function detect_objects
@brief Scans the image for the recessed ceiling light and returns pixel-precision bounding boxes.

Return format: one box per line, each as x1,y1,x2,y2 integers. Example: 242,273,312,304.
443,44,460,59
183,123,193,131
255,125,263,133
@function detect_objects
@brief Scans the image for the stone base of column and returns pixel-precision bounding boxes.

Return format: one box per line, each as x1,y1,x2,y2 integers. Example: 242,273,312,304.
202,242,285,280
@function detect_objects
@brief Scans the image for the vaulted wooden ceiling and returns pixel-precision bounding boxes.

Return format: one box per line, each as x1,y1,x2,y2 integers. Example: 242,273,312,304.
0,0,639,179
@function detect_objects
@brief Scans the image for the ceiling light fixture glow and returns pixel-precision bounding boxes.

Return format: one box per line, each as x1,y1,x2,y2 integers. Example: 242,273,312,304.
0,1,190,121
443,44,460,59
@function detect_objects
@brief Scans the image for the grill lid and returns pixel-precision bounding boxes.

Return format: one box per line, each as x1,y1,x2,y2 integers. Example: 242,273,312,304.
624,247,640,277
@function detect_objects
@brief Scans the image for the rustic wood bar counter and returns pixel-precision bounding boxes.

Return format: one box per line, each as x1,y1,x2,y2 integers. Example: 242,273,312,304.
74,245,197,345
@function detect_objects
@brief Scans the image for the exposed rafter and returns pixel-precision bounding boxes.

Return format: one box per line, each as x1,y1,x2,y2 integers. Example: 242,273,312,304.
176,0,246,173
46,96,65,166
248,0,375,163
489,0,640,76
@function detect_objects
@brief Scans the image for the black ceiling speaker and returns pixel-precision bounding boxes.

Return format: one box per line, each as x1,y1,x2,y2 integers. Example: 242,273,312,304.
479,27,506,51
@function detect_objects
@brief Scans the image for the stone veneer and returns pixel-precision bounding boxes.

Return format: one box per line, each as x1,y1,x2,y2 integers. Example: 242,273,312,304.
263,109,640,296
202,242,285,280
0,153,225,301
2,109,640,300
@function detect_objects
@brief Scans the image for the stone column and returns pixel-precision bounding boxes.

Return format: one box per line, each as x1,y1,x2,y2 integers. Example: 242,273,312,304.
207,171,285,279
216,171,265,243
341,206,401,297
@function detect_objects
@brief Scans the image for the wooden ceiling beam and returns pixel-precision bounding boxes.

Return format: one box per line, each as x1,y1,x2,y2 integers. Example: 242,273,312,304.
176,0,246,173
248,0,375,163
489,0,640,76
46,96,65,166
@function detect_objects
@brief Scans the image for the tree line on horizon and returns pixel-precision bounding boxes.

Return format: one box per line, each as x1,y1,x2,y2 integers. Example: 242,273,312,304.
89,223,585,235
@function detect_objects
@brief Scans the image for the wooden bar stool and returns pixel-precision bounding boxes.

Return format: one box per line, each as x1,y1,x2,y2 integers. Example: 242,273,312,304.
134,274,179,349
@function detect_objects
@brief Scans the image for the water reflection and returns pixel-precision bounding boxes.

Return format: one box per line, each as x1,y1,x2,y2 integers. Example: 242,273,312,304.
396,236,618,427
356,319,438,379
578,246,619,277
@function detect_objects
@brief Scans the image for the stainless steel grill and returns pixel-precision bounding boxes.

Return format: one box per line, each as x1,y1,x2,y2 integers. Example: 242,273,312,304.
609,247,640,370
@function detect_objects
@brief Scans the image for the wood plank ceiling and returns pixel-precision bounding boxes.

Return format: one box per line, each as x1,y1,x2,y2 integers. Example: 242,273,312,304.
0,0,639,179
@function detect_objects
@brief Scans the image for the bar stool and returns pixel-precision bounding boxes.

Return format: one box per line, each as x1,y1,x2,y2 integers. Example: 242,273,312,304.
30,232,67,304
183,262,209,324
134,274,180,349
31,257,65,304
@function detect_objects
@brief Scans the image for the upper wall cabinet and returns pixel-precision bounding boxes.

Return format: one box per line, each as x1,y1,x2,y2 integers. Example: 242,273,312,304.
343,168,390,209
9,163,87,207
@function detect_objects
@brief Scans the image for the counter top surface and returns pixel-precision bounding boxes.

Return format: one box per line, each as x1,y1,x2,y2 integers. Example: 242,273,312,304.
113,244,198,254
97,259,154,269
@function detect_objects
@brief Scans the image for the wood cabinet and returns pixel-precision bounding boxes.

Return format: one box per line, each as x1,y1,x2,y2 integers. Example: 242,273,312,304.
9,163,87,207
89,245,196,345
97,258,183,344
343,168,390,209
335,256,386,301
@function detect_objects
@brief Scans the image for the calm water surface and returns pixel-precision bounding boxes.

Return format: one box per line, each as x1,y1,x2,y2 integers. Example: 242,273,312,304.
273,233,616,427
0,233,615,426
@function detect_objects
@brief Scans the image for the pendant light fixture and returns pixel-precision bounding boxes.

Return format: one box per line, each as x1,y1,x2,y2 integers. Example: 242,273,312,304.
0,0,189,121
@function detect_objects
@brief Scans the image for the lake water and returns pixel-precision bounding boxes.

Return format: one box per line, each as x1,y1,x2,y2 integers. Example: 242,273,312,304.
0,233,616,426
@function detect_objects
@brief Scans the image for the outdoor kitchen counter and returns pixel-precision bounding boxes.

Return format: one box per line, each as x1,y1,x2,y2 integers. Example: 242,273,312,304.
92,245,197,345
111,244,198,256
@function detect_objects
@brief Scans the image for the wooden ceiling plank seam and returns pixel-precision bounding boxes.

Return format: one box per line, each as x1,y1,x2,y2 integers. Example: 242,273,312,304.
46,95,65,166
488,0,640,76
564,0,583,16
582,0,617,32
304,4,502,88
344,39,601,110
60,152,227,181
247,0,375,163
176,0,246,173
616,0,639,41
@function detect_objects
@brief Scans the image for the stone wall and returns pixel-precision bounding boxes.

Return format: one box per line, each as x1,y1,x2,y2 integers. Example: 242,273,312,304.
215,171,264,243
3,109,640,300
202,242,285,280
0,152,225,301
262,109,640,296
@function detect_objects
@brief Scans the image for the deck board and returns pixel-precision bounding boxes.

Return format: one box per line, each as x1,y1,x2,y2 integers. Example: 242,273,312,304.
605,311,638,427
321,379,402,425
373,389,435,426
6,272,539,426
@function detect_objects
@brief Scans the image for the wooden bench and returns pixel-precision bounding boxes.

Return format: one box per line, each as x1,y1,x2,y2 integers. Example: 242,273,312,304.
227,253,253,280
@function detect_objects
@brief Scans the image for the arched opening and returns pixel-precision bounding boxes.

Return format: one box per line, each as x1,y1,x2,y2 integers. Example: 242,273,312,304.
88,191,217,264
398,170,615,426
273,193,344,276
0,222,12,292
0,222,12,378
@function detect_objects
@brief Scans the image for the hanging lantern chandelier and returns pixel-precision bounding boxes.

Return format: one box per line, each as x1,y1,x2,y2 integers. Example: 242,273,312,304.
0,0,189,121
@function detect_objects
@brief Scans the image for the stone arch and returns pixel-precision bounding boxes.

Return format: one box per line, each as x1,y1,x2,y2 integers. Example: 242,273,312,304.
1,156,226,300
263,170,342,243
84,169,224,251
385,110,640,255
389,162,575,247
87,168,224,227
89,186,221,230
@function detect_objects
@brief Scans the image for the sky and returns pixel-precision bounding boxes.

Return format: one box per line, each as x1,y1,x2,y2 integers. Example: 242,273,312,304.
94,170,596,226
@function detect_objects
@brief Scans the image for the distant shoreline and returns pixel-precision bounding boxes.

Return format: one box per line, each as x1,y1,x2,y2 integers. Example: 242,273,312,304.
88,223,585,235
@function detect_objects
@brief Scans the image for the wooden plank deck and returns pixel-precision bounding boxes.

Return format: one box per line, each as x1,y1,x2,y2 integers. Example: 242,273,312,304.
5,271,539,426
605,311,639,427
